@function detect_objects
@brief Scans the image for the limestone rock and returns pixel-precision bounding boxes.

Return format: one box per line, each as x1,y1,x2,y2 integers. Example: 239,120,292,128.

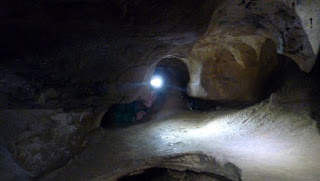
186,0,320,102
0,109,99,176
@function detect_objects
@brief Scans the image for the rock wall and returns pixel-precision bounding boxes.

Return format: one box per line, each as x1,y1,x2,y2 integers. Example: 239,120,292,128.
187,0,320,102
0,109,100,178
0,0,221,178
0,0,220,110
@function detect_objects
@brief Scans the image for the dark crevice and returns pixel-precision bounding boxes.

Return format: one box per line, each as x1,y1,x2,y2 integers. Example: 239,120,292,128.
118,168,234,181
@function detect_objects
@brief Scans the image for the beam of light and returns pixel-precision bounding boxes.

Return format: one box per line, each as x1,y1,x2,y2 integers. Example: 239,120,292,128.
150,75,163,88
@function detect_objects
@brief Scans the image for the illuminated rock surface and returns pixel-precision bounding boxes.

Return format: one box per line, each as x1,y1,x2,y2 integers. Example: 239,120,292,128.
0,0,320,180
187,0,320,102
42,88,320,181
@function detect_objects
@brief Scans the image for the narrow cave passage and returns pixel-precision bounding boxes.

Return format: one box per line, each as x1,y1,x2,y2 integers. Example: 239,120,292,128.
152,58,220,113
1,0,320,180
94,56,320,181
100,58,194,128
100,52,303,128
99,56,224,129
151,58,191,112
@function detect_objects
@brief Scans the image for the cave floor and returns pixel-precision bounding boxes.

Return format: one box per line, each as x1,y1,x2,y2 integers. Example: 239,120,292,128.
43,100,320,181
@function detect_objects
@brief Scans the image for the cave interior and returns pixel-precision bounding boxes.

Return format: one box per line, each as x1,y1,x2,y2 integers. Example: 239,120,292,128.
0,0,320,181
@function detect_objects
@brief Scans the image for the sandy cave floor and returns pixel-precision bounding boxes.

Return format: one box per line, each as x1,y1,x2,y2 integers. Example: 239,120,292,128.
43,100,320,181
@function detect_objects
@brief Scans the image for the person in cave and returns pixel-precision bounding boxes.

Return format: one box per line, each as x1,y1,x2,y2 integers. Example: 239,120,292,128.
100,90,157,128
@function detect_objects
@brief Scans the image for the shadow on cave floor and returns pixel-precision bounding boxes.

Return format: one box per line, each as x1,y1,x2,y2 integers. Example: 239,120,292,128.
310,55,320,133
99,92,224,130
278,54,320,133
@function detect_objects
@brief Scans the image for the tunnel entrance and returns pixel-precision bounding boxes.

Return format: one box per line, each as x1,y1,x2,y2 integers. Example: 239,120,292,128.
155,58,190,92
100,57,217,129
100,54,297,129
150,58,191,112
100,58,192,128
153,58,219,112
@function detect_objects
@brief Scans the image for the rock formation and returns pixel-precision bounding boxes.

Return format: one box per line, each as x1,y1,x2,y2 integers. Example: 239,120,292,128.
187,0,320,102
0,0,319,180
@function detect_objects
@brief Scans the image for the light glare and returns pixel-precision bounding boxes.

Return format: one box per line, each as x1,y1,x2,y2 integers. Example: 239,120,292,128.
150,76,163,88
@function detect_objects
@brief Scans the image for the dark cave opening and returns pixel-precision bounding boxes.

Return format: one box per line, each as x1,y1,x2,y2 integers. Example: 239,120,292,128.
155,58,190,92
100,96,158,128
118,168,233,181
151,58,191,111
153,58,219,112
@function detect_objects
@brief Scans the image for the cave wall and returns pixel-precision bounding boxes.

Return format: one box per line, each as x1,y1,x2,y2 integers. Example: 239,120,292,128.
0,0,221,178
186,0,320,102
0,0,221,110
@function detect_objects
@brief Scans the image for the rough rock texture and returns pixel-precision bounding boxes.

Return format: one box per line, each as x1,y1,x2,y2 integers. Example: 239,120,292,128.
0,109,100,178
0,0,319,180
159,153,241,181
187,0,320,102
37,60,320,181
41,77,320,180
188,38,280,102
